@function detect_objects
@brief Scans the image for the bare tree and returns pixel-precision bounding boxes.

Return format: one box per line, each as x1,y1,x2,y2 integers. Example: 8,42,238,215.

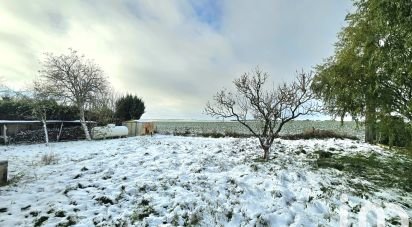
205,67,320,161
88,86,120,125
39,49,108,140
104,87,121,117
31,80,56,146
0,76,10,99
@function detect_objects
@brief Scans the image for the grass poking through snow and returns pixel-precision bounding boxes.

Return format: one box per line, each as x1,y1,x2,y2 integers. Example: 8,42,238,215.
316,150,412,193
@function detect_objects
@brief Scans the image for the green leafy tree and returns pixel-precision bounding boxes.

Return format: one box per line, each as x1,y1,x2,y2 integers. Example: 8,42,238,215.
376,115,412,148
312,0,412,144
369,0,412,121
115,94,145,122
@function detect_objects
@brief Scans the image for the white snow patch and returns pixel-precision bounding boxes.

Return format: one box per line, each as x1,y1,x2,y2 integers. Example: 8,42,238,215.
0,136,410,226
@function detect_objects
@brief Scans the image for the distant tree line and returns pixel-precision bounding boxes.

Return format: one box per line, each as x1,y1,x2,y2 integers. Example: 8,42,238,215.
0,93,146,123
0,49,145,143
312,0,412,147
0,97,78,121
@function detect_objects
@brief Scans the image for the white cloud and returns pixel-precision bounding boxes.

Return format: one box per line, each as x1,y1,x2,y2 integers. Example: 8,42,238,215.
0,0,351,119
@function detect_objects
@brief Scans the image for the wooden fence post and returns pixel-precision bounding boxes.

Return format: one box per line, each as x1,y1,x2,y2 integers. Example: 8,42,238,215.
0,160,8,186
57,122,64,142
3,125,7,145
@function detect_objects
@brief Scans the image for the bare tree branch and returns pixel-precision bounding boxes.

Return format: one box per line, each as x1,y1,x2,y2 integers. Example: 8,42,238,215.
38,48,109,140
205,67,321,161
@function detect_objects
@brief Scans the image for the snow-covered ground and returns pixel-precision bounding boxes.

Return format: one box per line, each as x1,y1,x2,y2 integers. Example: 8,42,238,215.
0,135,410,226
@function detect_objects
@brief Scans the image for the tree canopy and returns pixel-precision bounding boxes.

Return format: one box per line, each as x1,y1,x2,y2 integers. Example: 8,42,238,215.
38,48,108,140
115,94,145,122
312,0,412,145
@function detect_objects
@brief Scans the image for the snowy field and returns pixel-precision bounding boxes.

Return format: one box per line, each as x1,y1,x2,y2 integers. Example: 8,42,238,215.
0,135,411,226
155,120,364,139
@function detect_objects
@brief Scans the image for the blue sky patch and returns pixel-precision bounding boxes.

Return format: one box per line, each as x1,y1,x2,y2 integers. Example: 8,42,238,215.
189,0,222,30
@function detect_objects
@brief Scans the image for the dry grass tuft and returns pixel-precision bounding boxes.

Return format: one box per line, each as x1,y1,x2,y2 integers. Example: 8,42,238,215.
41,152,59,165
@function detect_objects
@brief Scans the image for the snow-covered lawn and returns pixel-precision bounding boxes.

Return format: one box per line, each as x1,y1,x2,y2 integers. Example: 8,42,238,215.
0,135,410,226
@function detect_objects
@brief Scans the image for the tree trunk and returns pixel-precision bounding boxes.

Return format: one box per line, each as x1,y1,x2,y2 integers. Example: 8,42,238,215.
42,119,49,146
57,122,64,142
0,160,7,186
365,104,377,144
262,146,270,161
80,108,92,141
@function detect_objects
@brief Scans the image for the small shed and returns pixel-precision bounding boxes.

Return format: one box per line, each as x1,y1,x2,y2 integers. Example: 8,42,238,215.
122,120,156,136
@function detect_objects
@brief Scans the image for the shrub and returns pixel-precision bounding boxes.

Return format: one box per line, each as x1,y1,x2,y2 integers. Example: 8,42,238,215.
376,116,412,148
41,152,59,165
115,94,145,122
281,129,358,140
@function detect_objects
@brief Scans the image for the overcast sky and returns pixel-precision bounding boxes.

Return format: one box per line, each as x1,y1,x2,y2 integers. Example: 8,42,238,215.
0,0,352,119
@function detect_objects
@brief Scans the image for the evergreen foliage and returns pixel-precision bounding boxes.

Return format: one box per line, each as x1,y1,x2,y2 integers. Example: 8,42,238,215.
115,94,145,122
0,98,78,121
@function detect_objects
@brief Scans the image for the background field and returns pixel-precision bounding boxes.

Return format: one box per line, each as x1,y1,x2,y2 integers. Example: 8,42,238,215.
154,120,364,138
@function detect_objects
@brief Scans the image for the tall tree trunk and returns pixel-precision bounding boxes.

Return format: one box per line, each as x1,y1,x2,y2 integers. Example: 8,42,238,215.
57,122,64,142
365,103,377,144
80,108,91,141
42,119,49,146
262,146,270,161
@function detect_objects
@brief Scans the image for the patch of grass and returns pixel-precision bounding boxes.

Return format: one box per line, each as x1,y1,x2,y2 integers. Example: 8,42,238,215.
315,150,333,159
41,152,59,165
256,215,270,226
249,163,259,171
30,211,40,217
199,132,225,138
252,157,268,163
172,130,250,138
226,210,233,220
167,127,358,140
184,212,202,226
6,172,25,186
130,206,155,222
34,216,49,227
282,129,358,140
223,131,250,138
316,152,412,192
56,216,77,227
391,146,412,159
316,159,344,171
95,196,114,205
55,210,66,217
130,199,158,223
173,127,192,136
